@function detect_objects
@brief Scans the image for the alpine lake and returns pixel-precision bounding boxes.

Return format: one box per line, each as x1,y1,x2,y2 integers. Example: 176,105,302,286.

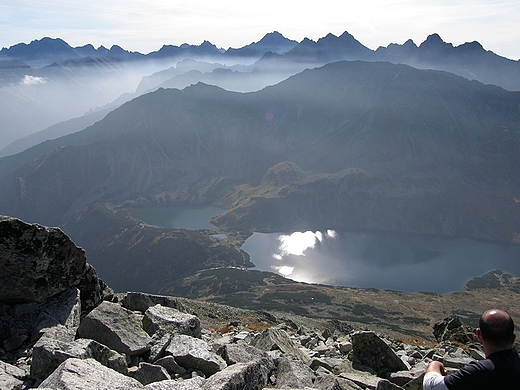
132,207,520,294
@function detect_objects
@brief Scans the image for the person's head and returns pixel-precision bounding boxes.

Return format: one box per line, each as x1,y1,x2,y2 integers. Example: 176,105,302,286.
477,309,516,349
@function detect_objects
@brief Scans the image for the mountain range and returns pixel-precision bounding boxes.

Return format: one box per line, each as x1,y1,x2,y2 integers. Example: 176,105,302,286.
1,31,520,155
1,31,519,293
1,61,519,233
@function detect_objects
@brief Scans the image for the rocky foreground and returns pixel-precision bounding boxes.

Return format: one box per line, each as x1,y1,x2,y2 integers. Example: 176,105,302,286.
0,216,509,389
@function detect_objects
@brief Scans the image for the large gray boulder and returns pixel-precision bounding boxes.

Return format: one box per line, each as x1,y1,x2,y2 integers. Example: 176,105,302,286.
131,362,171,385
148,333,172,363
77,301,152,356
143,304,201,338
31,325,76,379
38,358,143,389
216,343,268,365
201,357,275,390
0,216,111,313
314,366,363,390
32,332,127,380
165,334,226,376
273,356,316,389
250,327,309,363
121,292,184,313
1,287,81,365
338,369,381,390
351,331,408,375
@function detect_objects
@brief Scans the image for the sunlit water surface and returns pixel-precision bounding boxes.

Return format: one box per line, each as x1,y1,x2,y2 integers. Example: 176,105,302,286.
241,230,520,294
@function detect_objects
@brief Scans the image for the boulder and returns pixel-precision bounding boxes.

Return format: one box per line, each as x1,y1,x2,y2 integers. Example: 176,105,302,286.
144,376,205,389
154,355,186,376
216,343,268,365
309,357,341,373
67,338,127,373
0,216,111,313
339,369,381,390
165,334,226,376
1,288,81,364
77,301,152,356
38,358,143,389
200,357,275,390
314,366,363,390
432,315,477,344
442,347,473,369
121,292,184,313
32,329,127,380
351,331,408,375
250,327,309,363
273,356,316,389
30,325,77,379
33,288,81,332
148,333,172,363
143,304,201,338
388,368,423,387
0,361,25,390
132,362,171,385
338,339,353,354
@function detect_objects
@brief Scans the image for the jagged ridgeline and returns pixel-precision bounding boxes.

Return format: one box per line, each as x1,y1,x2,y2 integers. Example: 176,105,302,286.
1,216,519,389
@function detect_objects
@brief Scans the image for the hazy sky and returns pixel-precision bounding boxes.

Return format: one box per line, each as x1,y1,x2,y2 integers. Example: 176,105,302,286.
1,0,519,60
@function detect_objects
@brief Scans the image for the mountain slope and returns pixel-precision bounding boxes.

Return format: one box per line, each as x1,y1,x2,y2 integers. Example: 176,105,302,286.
375,33,520,91
0,60,519,241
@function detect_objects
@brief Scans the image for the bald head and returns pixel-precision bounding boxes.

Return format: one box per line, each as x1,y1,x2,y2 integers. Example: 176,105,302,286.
479,309,515,349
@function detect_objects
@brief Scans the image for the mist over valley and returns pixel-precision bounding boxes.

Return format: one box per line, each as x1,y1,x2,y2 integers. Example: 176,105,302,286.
1,31,519,298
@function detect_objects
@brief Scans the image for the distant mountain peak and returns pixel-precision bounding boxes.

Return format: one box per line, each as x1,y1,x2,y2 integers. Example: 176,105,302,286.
403,39,417,48
224,31,297,58
257,31,296,45
338,31,357,40
322,32,338,40
420,33,452,48
18,37,72,52
425,33,443,42
459,40,484,52
201,40,217,47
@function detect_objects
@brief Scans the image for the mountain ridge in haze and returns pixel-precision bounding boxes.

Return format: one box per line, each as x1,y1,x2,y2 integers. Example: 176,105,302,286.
1,60,519,243
2,32,518,87
2,30,520,154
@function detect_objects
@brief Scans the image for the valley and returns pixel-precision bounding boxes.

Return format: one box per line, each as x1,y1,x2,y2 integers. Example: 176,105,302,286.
0,32,519,331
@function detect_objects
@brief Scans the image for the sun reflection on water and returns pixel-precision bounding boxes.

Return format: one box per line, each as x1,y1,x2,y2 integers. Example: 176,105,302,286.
270,230,337,281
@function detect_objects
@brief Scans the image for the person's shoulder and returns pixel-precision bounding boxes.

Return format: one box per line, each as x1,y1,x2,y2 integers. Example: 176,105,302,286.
454,356,493,371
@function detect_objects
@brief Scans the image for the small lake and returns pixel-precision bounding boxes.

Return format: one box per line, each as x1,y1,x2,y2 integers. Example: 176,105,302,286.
132,206,226,230
241,230,520,294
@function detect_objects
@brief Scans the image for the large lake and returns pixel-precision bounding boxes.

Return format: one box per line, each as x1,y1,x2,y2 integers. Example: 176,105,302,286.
241,230,520,294
130,206,520,294
132,206,226,229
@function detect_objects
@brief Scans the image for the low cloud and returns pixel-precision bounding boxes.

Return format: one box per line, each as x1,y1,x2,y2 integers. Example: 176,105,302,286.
21,75,48,85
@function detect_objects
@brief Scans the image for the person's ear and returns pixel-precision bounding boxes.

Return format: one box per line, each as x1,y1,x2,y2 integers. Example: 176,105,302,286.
512,334,516,344
476,328,483,341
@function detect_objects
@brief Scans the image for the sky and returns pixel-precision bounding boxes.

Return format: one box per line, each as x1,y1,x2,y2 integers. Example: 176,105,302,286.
1,0,519,60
